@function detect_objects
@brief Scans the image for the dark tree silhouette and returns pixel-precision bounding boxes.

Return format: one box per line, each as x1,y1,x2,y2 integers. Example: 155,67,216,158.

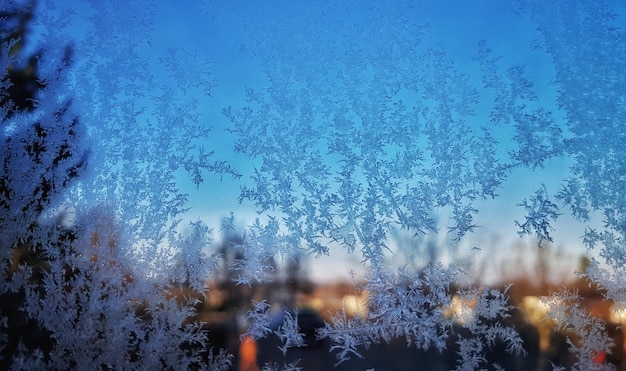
1,3,87,367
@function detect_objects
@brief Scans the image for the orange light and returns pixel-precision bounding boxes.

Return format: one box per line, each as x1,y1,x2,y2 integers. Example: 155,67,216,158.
239,335,259,371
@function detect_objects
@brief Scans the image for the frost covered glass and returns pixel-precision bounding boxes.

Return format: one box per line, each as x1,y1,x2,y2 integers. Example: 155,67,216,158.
2,0,626,370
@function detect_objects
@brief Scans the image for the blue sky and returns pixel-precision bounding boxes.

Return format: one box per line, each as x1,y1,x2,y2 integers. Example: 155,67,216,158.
35,0,618,283
152,1,587,282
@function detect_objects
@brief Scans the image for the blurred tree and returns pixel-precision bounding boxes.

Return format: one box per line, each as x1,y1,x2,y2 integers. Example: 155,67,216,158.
216,222,254,312
0,2,86,367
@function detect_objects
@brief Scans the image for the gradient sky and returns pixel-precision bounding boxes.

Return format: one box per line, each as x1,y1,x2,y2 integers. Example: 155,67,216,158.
36,0,621,284
154,1,587,282
157,1,596,283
